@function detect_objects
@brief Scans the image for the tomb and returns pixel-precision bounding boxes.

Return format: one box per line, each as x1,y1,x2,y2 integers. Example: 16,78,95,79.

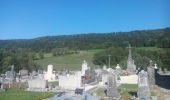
27,78,48,91
137,70,150,100
44,64,56,82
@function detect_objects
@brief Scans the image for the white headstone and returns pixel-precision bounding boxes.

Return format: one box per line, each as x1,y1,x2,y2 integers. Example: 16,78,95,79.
44,64,56,82
28,78,47,91
154,63,158,69
82,60,88,75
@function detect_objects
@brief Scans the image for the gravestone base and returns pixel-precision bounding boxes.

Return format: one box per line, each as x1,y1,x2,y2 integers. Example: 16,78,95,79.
27,88,48,92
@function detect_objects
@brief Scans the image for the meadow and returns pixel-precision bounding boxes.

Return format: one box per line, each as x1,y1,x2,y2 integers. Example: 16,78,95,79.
35,49,104,71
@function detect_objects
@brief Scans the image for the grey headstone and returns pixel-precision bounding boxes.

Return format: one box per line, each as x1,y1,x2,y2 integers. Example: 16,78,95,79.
19,70,28,76
138,70,150,99
6,71,15,79
107,73,120,100
147,64,155,86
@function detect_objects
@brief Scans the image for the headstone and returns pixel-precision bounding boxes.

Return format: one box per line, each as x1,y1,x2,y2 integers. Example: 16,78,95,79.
103,65,107,70
84,69,96,84
107,73,120,100
58,71,83,90
44,64,56,82
5,65,16,79
0,77,5,92
27,78,48,91
19,69,28,76
6,71,15,79
19,69,29,79
147,61,156,86
138,70,150,100
164,68,168,73
154,63,158,69
82,60,88,75
32,70,37,76
116,64,121,75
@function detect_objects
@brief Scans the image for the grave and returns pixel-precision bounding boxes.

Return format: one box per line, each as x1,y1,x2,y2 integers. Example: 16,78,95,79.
107,73,120,100
82,60,89,75
84,69,96,84
137,70,150,100
147,60,156,86
0,77,5,92
58,71,83,90
44,64,56,82
5,65,16,80
27,78,48,91
19,69,29,79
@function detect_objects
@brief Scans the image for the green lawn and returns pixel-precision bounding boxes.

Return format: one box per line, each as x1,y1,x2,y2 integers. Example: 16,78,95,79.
35,49,104,71
120,84,138,91
0,89,56,100
134,47,163,51
119,84,138,100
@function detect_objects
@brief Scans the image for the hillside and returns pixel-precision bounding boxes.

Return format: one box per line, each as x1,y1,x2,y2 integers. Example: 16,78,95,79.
35,49,103,71
0,27,170,51
0,27,170,73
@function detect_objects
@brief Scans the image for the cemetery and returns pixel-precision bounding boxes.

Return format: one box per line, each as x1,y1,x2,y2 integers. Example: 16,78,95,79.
0,44,170,100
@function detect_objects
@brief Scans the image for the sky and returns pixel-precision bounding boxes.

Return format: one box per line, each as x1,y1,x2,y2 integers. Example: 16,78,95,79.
0,0,170,39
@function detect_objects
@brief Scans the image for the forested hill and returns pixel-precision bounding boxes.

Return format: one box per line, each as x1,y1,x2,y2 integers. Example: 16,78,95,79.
0,27,170,51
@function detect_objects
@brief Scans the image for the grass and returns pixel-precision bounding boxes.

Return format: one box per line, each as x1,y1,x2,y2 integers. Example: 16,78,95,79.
0,88,56,100
35,49,104,71
120,84,138,92
134,47,163,51
119,84,138,100
96,88,105,97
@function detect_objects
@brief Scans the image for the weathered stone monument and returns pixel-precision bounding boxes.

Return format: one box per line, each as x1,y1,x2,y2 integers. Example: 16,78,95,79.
127,44,136,74
19,69,29,79
84,69,96,84
147,60,156,86
44,64,56,82
27,78,48,91
5,65,15,80
138,70,150,100
82,60,89,75
116,64,121,75
0,77,5,92
107,73,120,100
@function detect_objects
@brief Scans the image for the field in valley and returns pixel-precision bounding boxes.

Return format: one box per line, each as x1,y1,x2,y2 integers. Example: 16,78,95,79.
35,49,104,71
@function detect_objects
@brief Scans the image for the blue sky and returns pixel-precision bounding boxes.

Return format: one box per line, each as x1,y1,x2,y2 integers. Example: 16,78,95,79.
0,0,170,39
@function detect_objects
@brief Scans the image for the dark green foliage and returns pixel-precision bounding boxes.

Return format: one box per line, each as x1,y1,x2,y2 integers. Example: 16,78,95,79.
0,27,170,51
93,47,128,69
0,49,40,73
93,47,170,70
0,27,170,73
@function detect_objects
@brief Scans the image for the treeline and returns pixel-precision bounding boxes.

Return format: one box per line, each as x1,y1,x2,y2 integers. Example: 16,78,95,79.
0,27,170,51
0,27,170,73
93,47,170,70
0,49,41,74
